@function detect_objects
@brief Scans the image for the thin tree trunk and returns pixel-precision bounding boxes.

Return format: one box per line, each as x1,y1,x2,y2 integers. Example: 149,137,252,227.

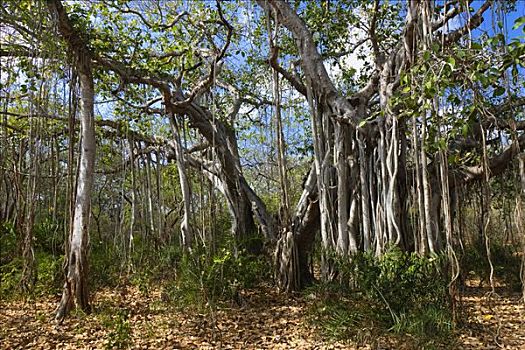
335,122,349,256
358,132,371,252
170,114,193,249
420,113,436,254
20,106,37,292
412,115,427,254
517,154,525,301
145,153,156,239
128,140,136,272
267,13,291,227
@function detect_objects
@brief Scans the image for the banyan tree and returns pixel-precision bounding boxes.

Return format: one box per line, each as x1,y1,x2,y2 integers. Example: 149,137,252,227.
0,0,523,319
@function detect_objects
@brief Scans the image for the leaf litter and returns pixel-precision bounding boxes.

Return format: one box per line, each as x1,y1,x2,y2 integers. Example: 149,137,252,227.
1,283,524,349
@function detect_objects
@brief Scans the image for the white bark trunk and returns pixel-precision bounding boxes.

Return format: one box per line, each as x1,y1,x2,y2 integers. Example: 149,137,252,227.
171,115,193,249
421,113,436,254
56,69,95,320
358,133,371,252
335,123,349,255
49,0,96,320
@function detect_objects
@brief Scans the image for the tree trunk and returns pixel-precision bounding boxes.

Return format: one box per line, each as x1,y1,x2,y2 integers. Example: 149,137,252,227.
275,165,318,290
56,67,95,320
48,0,96,321
20,108,38,292
180,102,275,246
170,114,193,249
518,154,525,301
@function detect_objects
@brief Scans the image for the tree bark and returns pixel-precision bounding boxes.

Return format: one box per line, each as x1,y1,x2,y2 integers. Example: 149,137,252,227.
518,154,525,301
170,114,193,249
48,0,96,321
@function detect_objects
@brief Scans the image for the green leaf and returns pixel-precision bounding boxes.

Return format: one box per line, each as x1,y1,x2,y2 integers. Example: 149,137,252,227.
446,56,456,69
471,42,483,50
492,86,505,97
512,16,525,30
447,94,460,105
402,86,411,93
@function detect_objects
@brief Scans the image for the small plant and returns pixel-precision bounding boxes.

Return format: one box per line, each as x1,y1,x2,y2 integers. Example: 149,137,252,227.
33,218,63,254
0,222,17,265
130,271,150,295
103,308,132,349
90,242,122,290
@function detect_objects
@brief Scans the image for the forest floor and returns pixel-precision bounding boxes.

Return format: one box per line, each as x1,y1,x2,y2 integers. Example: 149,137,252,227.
1,283,524,349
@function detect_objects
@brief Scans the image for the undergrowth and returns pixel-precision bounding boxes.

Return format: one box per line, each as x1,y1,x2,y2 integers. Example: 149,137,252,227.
162,236,271,309
462,239,522,291
306,247,455,349
101,308,132,349
1,221,64,299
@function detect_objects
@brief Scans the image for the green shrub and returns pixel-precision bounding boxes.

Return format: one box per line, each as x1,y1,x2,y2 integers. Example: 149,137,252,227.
0,252,63,299
307,247,454,347
34,252,63,296
130,270,151,295
33,218,63,254
351,248,450,317
102,308,132,349
90,242,123,289
462,240,521,291
0,222,17,265
0,257,22,299
164,241,270,308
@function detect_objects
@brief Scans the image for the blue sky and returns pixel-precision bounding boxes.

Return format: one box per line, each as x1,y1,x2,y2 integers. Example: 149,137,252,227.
472,0,525,39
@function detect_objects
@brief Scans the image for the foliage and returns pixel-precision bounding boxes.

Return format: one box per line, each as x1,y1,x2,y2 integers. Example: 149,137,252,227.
0,252,63,299
101,308,132,350
33,252,63,296
0,222,64,299
462,240,522,291
350,248,450,315
307,247,454,348
0,1,524,347
90,241,123,290
164,238,271,308
0,257,22,299
0,222,17,265
33,218,63,255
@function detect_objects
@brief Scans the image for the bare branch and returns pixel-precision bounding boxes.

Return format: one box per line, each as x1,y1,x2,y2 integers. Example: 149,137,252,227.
443,0,492,46
268,45,307,96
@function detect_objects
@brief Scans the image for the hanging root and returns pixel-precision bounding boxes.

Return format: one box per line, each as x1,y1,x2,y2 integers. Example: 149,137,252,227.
274,231,299,292
517,154,525,302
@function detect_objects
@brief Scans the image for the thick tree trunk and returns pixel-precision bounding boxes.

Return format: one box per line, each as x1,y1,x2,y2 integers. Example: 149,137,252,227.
275,165,318,290
48,0,96,321
56,68,95,320
182,103,275,245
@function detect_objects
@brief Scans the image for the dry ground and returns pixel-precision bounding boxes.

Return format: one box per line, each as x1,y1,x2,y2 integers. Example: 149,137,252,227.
1,284,524,349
